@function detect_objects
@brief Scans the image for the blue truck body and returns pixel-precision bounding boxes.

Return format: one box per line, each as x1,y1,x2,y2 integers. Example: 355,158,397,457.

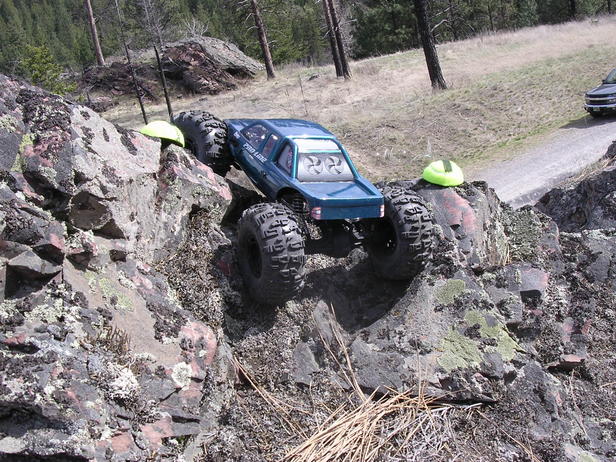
225,118,384,220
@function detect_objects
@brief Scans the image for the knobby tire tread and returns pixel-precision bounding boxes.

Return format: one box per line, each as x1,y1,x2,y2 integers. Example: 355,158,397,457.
369,184,434,279
238,203,306,304
173,110,232,176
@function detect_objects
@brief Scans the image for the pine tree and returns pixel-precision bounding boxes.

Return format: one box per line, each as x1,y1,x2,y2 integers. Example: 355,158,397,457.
84,0,105,65
515,0,538,27
322,0,343,75
250,0,275,79
413,0,447,89
20,45,76,94
327,0,350,78
0,4,27,74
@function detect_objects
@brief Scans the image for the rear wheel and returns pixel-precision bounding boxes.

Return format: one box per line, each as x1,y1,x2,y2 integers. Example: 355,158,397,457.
238,203,306,304
172,110,232,176
367,185,434,279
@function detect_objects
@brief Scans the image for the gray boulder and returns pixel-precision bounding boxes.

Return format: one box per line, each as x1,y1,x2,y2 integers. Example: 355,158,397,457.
0,74,236,461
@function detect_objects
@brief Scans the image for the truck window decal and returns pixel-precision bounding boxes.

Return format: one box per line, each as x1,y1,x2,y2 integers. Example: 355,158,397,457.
243,142,266,162
297,152,353,182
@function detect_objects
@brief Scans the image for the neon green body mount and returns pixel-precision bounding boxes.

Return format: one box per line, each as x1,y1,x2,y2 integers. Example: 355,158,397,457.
140,120,185,147
422,160,464,187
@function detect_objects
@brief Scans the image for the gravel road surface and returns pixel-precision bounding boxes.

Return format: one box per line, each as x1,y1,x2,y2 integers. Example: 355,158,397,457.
473,115,616,208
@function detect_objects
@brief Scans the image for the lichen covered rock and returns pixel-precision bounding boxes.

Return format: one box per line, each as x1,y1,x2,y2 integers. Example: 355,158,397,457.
2,72,616,462
0,74,235,460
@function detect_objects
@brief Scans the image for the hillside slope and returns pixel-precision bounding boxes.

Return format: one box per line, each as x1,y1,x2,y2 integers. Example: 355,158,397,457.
107,17,616,182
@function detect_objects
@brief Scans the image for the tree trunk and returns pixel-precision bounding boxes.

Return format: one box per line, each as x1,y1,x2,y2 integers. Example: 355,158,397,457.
84,0,105,66
327,0,350,79
322,0,343,77
448,0,459,40
113,0,148,125
608,0,612,14
250,0,275,80
569,0,577,17
487,1,495,32
413,0,447,90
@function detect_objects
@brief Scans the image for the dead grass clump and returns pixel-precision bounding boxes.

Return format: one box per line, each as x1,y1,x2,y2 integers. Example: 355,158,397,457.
354,61,381,77
89,324,132,357
283,388,457,462
231,305,477,461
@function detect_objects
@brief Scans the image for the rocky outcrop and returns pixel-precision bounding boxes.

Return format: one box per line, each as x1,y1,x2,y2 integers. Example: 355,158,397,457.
82,37,264,105
205,179,615,461
536,140,616,231
1,73,616,462
0,74,235,460
161,37,264,95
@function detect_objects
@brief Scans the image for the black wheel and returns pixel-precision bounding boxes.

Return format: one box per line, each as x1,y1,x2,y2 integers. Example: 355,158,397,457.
172,110,232,176
238,203,306,304
367,185,434,280
588,111,603,119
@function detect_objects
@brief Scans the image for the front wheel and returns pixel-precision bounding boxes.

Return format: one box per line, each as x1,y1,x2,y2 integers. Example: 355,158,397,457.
172,110,232,176
367,185,434,280
237,203,306,304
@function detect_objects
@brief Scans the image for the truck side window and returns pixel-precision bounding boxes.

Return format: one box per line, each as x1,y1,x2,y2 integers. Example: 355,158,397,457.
276,144,294,175
242,124,269,148
262,134,279,158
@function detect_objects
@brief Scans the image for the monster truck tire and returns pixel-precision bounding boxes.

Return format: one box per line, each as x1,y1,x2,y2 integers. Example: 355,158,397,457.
367,185,434,280
238,203,306,304
172,110,232,176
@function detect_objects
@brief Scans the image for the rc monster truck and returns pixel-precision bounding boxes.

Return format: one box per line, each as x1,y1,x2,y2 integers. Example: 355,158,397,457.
172,111,434,304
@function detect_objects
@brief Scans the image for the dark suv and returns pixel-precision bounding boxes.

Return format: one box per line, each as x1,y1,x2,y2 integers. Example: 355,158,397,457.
585,68,616,117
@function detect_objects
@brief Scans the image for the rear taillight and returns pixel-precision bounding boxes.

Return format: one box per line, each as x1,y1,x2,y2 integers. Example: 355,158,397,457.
311,207,322,220
379,204,385,217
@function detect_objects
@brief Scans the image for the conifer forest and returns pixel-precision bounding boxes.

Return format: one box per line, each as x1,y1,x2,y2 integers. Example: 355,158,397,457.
0,0,613,83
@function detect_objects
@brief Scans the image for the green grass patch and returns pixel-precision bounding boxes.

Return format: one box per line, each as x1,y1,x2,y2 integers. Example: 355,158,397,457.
340,46,616,181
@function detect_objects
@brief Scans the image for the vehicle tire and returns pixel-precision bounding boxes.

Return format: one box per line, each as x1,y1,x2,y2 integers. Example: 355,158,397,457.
588,111,603,118
237,203,306,304
367,185,434,280
172,110,232,176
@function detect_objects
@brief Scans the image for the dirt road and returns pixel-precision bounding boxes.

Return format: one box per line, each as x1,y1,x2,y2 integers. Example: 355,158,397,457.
472,115,616,208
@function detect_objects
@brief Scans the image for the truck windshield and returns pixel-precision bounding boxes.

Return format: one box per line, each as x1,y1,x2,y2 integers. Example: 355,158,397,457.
606,69,616,84
296,151,354,182
294,138,354,182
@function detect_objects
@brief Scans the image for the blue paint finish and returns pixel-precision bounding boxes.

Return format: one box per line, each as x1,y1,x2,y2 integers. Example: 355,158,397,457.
227,119,334,138
225,118,384,220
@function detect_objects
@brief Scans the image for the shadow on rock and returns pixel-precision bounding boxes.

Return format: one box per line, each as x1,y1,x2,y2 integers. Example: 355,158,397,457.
300,256,409,333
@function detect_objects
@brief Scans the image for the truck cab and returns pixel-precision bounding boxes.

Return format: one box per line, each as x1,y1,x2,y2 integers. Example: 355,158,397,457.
225,118,384,220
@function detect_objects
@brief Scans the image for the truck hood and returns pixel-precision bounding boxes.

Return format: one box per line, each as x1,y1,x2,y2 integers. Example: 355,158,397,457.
300,180,383,206
586,84,616,97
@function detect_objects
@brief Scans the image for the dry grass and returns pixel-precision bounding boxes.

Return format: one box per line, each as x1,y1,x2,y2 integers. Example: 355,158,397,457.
107,16,616,181
282,388,460,462
87,324,132,358
231,305,479,462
